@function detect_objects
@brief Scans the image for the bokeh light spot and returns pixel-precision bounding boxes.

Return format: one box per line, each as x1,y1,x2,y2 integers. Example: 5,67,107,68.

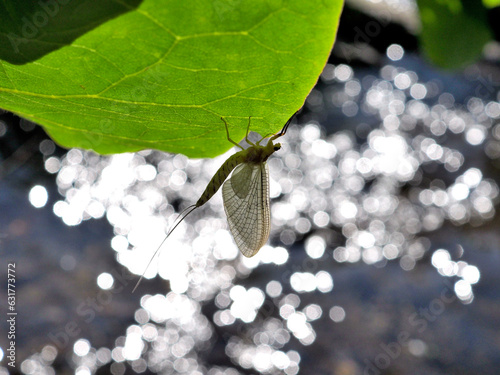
29,185,48,208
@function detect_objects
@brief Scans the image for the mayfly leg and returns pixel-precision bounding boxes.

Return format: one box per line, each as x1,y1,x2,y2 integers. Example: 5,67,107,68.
222,117,245,150
256,111,298,145
244,117,256,146
277,111,296,137
270,111,297,140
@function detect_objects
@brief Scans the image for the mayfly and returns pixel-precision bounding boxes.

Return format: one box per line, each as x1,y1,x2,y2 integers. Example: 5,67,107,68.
132,113,295,292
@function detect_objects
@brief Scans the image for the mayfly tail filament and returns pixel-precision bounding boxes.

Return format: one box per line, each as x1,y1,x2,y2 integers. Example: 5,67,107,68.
132,204,198,293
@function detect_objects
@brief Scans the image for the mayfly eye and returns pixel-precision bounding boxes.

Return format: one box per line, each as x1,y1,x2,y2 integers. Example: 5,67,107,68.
274,145,281,151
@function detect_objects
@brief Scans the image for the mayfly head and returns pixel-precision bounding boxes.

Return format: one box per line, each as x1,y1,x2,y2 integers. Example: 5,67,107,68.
254,135,283,163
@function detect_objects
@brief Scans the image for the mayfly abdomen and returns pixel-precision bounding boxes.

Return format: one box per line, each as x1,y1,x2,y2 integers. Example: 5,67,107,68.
195,151,245,207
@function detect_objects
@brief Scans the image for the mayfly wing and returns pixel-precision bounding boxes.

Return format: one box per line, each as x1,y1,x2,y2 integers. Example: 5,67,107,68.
222,161,271,257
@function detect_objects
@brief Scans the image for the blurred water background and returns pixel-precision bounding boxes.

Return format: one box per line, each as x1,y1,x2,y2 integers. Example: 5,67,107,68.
1,1,500,374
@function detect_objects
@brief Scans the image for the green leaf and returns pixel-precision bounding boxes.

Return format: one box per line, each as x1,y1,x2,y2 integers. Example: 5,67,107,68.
417,0,492,70
0,0,343,157
482,0,500,8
